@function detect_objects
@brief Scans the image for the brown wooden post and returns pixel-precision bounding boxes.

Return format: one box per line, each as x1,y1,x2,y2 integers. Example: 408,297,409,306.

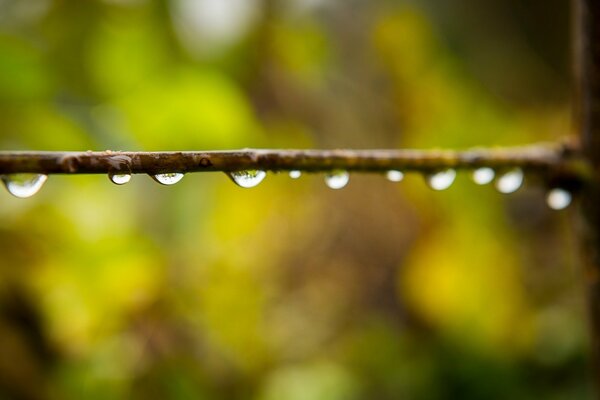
576,0,600,392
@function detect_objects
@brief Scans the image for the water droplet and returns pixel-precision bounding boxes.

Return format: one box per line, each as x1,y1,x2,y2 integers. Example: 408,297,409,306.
386,170,404,182
425,169,456,191
152,173,184,185
546,188,572,210
325,170,349,189
228,170,266,188
1,174,48,198
495,168,524,194
109,172,131,185
472,167,495,185
289,170,302,179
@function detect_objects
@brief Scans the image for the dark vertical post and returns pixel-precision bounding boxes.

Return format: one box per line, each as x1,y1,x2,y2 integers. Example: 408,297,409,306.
576,0,600,391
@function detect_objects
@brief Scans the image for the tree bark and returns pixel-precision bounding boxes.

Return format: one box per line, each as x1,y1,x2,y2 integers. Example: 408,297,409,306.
576,0,600,393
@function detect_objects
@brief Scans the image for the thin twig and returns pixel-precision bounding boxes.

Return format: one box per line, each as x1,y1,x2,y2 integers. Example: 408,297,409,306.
0,141,584,178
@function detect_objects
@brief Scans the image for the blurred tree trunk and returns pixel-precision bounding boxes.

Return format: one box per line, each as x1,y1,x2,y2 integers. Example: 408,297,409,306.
576,0,600,393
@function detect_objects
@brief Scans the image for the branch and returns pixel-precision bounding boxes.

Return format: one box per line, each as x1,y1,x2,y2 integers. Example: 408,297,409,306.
0,141,585,179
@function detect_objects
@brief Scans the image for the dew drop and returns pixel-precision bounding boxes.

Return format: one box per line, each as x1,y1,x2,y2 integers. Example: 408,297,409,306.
495,168,524,194
109,172,131,185
425,169,456,191
325,170,349,189
289,170,302,179
546,188,572,210
152,173,184,185
325,170,350,189
386,170,404,182
1,174,48,198
472,167,495,185
228,170,267,188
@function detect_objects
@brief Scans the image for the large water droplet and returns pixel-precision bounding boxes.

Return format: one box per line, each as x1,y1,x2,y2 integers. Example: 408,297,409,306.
228,170,267,188
495,168,524,194
386,170,404,182
109,172,131,185
1,174,48,198
546,188,572,210
472,167,495,185
152,173,184,185
425,169,456,191
289,170,302,179
325,170,349,189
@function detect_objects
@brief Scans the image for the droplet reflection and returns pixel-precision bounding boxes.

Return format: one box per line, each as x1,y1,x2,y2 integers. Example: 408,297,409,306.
289,170,302,179
386,170,404,182
109,173,131,185
228,170,267,188
495,169,524,194
152,173,185,185
546,188,572,210
325,170,349,189
1,174,48,198
472,167,495,185
425,169,456,191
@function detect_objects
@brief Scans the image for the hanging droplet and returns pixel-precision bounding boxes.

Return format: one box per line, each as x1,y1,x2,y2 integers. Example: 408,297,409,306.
386,170,404,182
152,173,184,185
325,170,349,189
228,170,267,188
472,167,495,185
1,174,48,198
425,169,456,191
289,170,302,179
495,168,524,194
109,172,131,185
546,188,572,210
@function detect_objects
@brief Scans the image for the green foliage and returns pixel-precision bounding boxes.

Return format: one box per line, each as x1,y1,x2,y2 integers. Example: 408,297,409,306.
0,0,588,399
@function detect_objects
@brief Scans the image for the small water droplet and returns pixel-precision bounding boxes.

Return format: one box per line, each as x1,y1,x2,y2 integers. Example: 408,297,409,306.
546,188,572,210
109,172,131,185
228,170,266,188
495,168,524,194
472,167,495,185
386,170,404,182
425,169,456,191
1,174,48,198
289,170,302,179
152,173,184,185
325,170,349,189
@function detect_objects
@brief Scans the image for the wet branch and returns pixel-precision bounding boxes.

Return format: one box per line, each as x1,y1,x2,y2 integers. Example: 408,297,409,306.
0,141,585,178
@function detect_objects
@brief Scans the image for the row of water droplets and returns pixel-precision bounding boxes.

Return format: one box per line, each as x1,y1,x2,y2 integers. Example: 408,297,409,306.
421,167,571,210
417,167,571,211
0,167,572,210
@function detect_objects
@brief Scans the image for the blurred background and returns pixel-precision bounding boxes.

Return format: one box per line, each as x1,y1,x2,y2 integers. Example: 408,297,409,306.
0,0,589,398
